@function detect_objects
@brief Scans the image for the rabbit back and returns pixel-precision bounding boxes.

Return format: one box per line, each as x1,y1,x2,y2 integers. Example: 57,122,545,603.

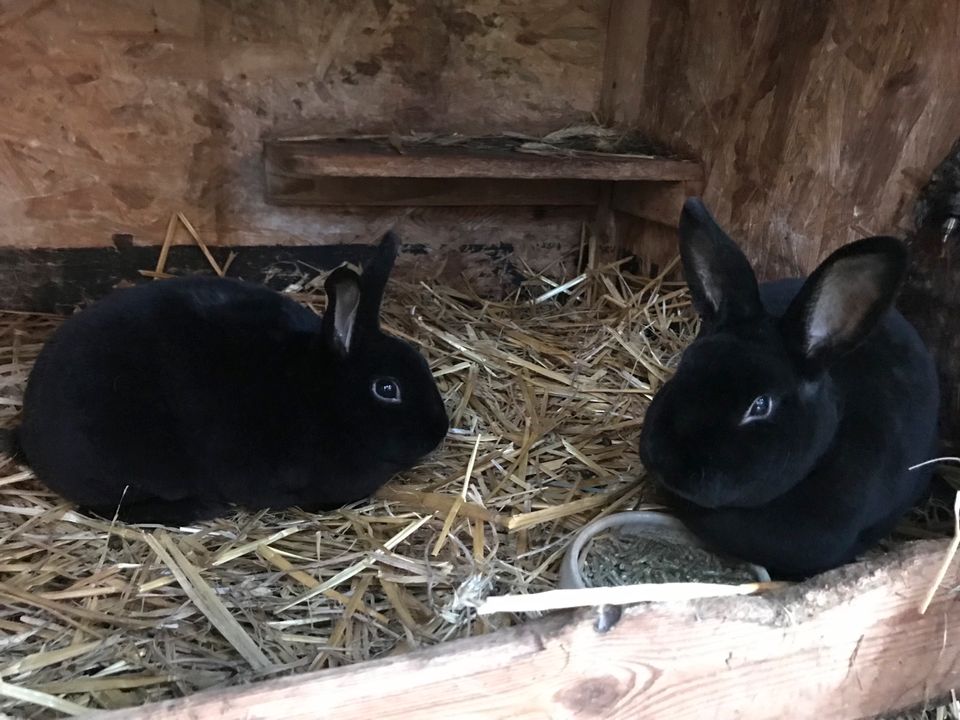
20,277,340,519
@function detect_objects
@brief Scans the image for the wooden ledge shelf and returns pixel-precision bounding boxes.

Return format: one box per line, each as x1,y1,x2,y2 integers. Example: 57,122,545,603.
265,137,703,182
89,539,960,720
263,137,703,214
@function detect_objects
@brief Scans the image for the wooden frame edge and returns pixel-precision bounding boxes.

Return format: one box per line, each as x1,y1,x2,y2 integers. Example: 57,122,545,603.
86,539,960,719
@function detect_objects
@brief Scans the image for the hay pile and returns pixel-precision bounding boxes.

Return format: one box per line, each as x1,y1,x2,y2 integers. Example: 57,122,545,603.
0,249,697,716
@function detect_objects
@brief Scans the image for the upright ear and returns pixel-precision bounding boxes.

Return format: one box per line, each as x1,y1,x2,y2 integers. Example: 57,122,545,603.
678,198,763,327
357,231,400,329
322,266,362,357
779,236,907,374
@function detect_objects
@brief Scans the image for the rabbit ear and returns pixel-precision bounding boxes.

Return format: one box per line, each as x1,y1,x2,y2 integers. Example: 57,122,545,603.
780,236,907,373
322,267,362,357
678,198,763,326
357,231,400,329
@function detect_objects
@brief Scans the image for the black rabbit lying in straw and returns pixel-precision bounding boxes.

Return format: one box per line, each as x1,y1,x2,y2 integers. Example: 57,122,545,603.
13,232,449,524
639,198,939,579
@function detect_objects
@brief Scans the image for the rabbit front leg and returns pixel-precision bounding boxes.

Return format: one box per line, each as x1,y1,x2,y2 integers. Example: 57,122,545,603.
678,499,861,580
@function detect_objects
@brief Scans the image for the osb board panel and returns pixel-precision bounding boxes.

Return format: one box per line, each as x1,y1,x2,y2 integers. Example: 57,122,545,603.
603,0,960,277
0,0,214,246
0,0,609,256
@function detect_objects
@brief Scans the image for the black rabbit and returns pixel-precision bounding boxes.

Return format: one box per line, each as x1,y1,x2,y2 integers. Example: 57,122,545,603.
639,198,939,579
14,232,448,524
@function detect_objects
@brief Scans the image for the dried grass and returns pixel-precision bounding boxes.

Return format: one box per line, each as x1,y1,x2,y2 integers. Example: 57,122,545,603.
0,241,696,717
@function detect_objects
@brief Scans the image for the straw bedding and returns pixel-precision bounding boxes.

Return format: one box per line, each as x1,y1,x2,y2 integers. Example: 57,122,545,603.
0,244,699,717
0,239,953,718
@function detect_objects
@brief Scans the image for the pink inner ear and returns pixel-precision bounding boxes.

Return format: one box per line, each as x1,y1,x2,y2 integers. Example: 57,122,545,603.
701,274,723,315
806,255,885,353
691,246,723,314
333,280,360,353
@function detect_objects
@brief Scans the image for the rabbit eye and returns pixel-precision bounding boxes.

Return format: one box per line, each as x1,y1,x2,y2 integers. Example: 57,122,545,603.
742,394,774,424
372,377,402,404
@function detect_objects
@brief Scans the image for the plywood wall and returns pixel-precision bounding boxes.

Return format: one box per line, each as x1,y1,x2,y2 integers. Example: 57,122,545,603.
6,1,957,284
603,0,960,278
0,0,609,279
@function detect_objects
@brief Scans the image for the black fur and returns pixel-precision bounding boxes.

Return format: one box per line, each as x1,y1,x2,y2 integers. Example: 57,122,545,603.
16,232,448,524
639,198,940,579
0,427,19,458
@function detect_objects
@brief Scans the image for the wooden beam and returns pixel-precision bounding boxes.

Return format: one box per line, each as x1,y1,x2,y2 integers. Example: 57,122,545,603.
264,139,703,183
86,540,960,719
599,0,653,124
265,176,605,207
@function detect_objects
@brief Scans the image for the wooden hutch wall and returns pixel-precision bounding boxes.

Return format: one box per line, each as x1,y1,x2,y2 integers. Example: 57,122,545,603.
3,1,960,431
6,2,959,275
0,0,611,289
604,0,960,277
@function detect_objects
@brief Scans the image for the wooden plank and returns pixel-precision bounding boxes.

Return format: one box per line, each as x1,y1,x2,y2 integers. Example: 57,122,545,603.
0,209,597,311
265,176,605,207
599,0,652,122
0,244,378,313
264,139,703,183
85,539,960,719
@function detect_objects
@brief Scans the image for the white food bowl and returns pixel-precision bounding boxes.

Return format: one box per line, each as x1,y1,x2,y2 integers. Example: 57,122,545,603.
559,510,771,590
